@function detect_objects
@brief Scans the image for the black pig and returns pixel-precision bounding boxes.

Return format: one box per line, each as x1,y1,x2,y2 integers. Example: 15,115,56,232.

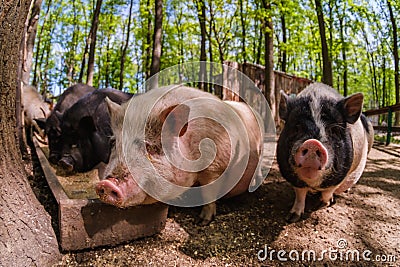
45,83,95,164
58,88,133,173
277,83,373,222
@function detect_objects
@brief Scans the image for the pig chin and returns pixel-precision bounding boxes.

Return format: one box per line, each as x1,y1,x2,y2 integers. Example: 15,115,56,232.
295,166,325,182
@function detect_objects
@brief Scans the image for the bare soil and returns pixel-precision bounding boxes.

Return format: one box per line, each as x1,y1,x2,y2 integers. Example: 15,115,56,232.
29,145,400,267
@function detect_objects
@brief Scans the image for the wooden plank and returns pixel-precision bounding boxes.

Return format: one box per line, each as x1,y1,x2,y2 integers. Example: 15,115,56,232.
33,138,168,251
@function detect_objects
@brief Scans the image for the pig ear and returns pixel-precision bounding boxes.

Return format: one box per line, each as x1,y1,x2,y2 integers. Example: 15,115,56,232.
340,93,364,124
279,90,289,121
105,97,122,116
105,97,124,120
105,97,124,131
160,104,190,137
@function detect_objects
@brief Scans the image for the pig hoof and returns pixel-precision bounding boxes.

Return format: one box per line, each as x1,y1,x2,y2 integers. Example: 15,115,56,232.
286,212,302,223
196,211,215,226
196,217,213,226
328,197,336,206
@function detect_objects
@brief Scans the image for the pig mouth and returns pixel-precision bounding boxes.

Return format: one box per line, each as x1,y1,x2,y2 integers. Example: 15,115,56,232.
295,166,324,181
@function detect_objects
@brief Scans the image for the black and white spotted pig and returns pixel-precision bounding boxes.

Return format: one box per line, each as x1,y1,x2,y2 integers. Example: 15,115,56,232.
277,83,373,222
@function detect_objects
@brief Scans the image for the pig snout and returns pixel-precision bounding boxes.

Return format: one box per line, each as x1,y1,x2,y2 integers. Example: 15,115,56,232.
96,178,124,206
59,156,75,172
294,139,328,173
95,175,147,208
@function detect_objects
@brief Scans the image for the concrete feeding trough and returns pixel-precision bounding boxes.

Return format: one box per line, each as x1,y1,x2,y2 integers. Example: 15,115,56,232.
34,139,168,251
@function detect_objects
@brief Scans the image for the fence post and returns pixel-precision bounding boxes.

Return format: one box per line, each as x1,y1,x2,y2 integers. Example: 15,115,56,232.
386,108,392,146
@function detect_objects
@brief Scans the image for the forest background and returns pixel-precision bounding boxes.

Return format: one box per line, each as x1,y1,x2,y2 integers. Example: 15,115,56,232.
26,0,400,110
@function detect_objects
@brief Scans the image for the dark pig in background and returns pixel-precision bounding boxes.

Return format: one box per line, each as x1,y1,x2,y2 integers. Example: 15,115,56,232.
44,83,95,164
96,86,264,225
277,83,373,222
22,84,51,142
58,88,133,173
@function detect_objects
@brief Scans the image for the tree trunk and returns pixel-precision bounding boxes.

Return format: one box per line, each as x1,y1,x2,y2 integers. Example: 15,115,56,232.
66,0,79,86
280,12,287,73
387,0,399,124
195,0,207,91
314,0,333,86
32,0,51,87
337,5,347,96
22,0,43,85
86,0,103,86
382,57,386,107
120,0,134,91
144,0,152,80
208,10,214,94
261,0,276,122
0,1,60,265
148,0,163,90
239,0,247,63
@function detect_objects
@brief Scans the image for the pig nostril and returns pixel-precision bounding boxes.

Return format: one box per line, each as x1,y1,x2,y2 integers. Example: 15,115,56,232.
111,190,119,198
99,188,105,195
316,150,321,157
302,149,308,156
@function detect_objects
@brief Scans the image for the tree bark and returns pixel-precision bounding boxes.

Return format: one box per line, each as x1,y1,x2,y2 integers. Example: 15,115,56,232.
314,0,333,86
22,0,43,85
280,12,287,73
0,0,60,265
261,0,276,122
195,0,207,91
239,0,247,63
337,3,348,96
120,0,134,91
148,0,163,90
86,0,103,86
32,0,51,87
144,0,152,81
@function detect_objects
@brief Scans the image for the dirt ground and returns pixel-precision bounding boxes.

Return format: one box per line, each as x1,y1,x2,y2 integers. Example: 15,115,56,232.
28,144,400,267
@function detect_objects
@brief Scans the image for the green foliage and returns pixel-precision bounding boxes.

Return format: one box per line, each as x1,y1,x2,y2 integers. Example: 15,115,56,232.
33,0,399,107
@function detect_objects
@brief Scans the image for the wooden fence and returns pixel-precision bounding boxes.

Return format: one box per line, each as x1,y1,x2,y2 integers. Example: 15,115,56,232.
218,61,313,101
364,104,400,145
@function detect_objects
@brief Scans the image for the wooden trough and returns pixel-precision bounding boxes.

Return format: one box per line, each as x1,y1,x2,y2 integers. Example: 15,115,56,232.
33,139,168,251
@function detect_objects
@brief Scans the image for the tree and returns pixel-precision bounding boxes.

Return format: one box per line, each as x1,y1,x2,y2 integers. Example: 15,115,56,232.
119,0,134,91
239,0,247,63
261,0,276,122
315,0,333,86
195,0,207,91
336,1,348,96
86,0,103,86
148,0,163,89
0,0,60,265
22,0,43,85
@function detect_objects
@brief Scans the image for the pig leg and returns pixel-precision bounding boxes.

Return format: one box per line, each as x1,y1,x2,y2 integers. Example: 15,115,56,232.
198,202,217,226
287,187,308,223
320,187,336,208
